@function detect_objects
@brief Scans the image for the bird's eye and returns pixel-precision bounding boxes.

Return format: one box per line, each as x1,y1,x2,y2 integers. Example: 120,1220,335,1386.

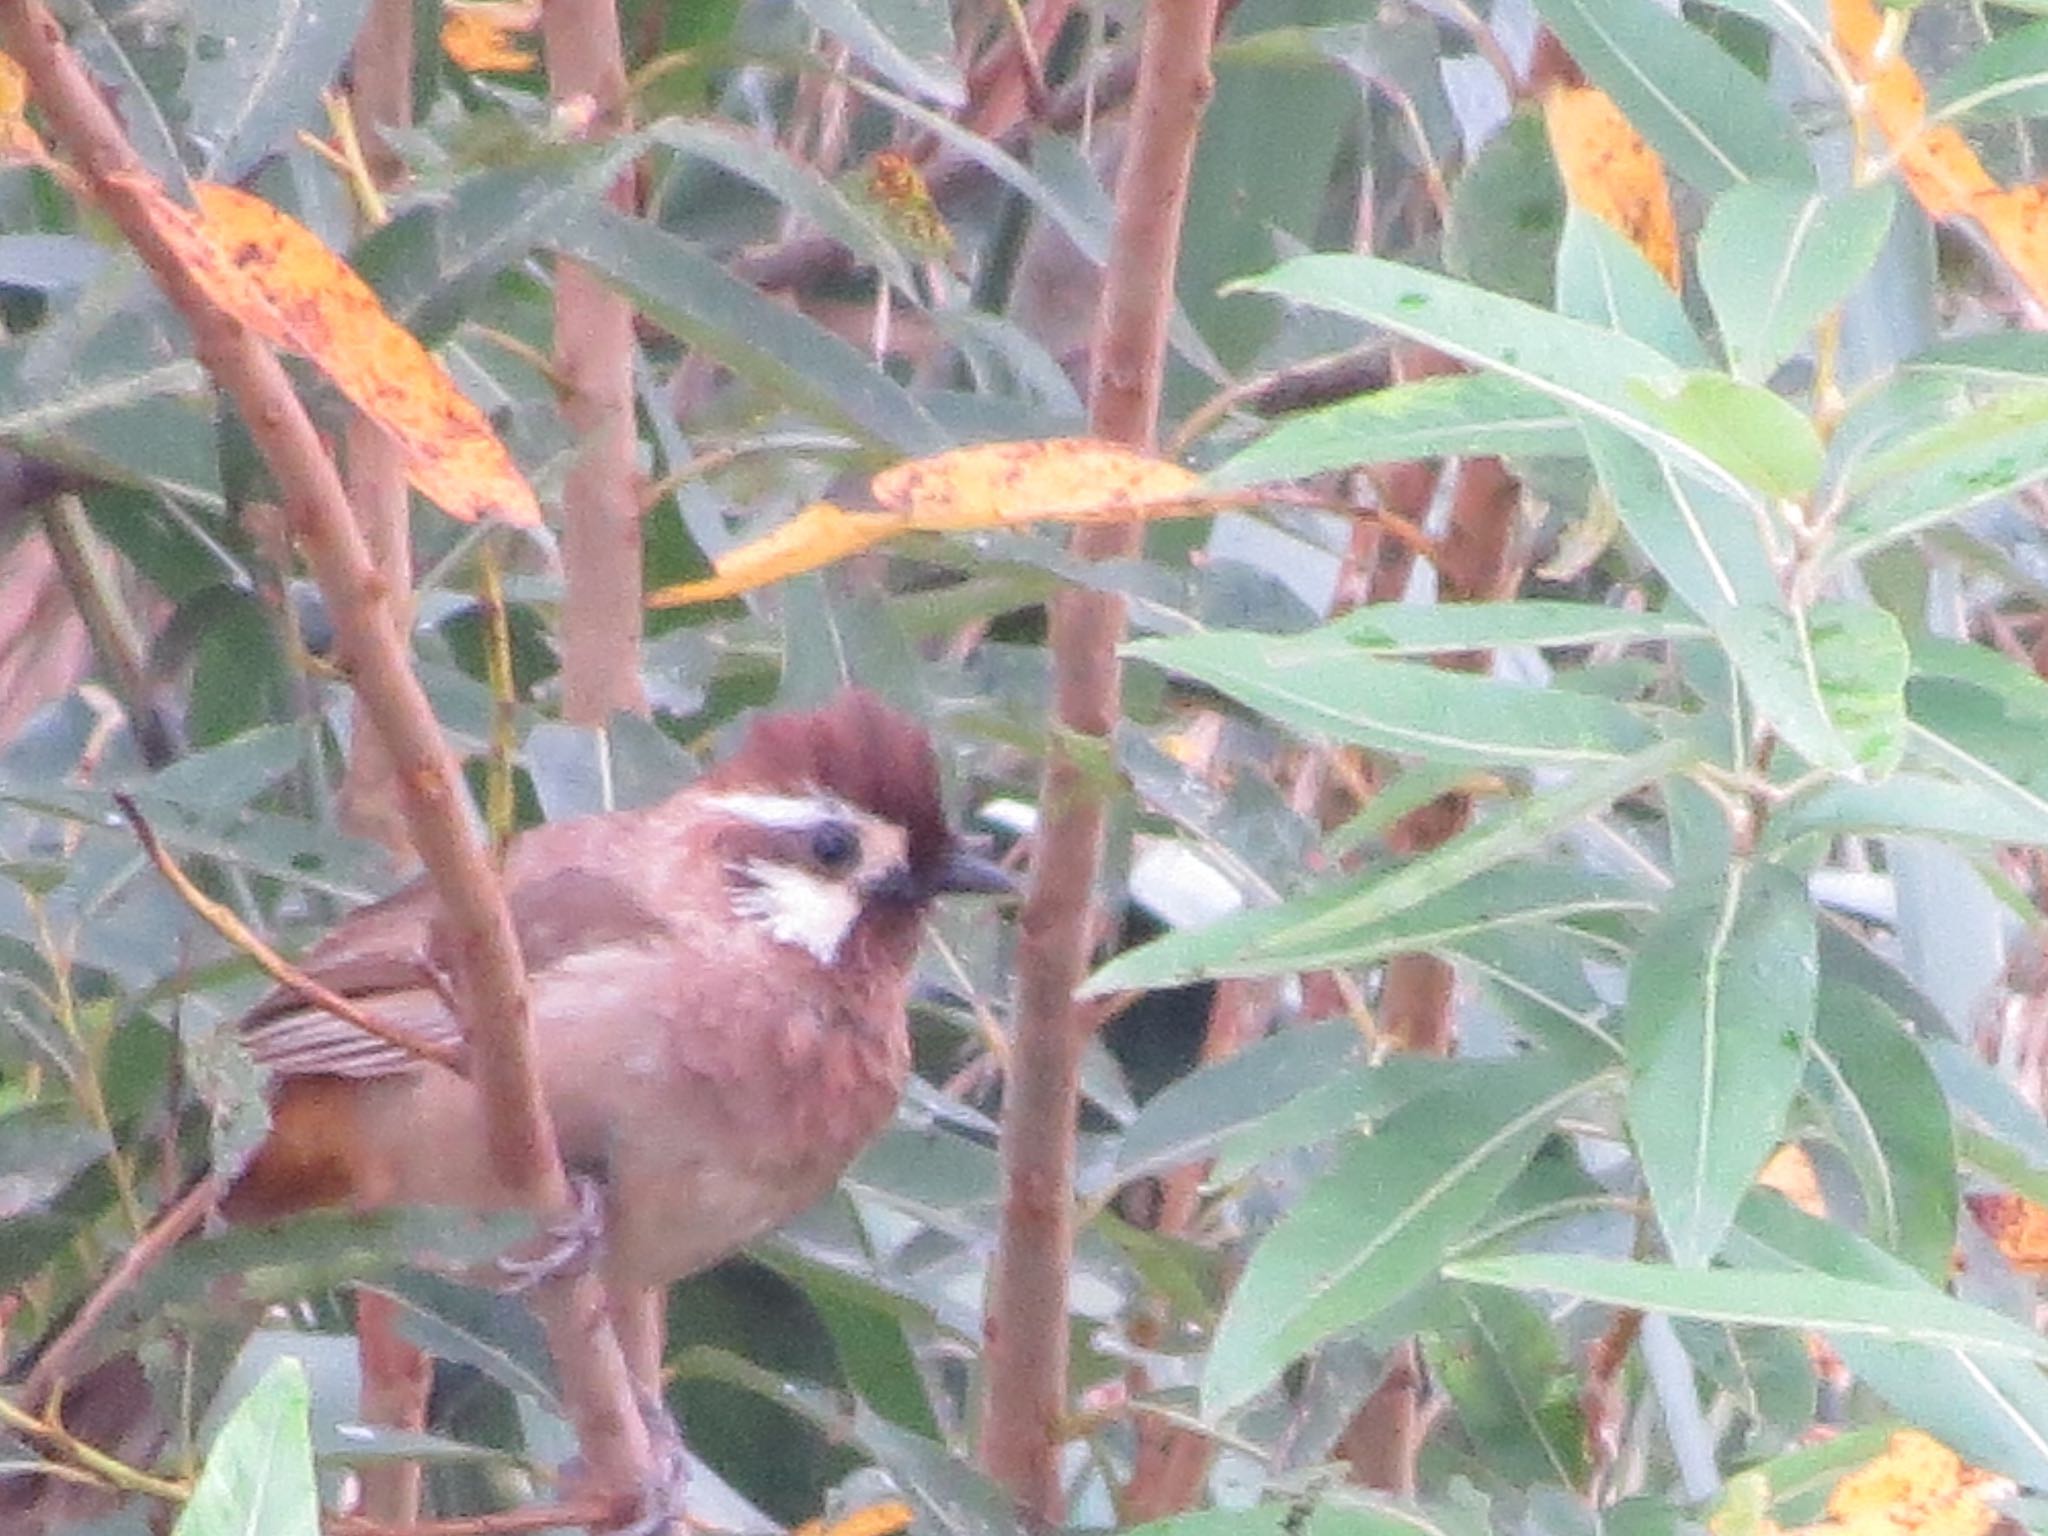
808,821,861,873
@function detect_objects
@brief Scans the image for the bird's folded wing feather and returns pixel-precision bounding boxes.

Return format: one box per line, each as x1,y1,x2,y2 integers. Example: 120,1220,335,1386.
239,850,675,1083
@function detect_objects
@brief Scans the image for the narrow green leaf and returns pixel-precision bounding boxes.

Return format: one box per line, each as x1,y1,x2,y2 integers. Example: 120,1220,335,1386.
188,0,371,182
173,1357,318,1536
1733,1200,2048,1485
1930,19,2048,123
549,207,947,456
1127,631,1656,767
1580,424,1851,770
1555,209,1709,365
1445,1254,2048,1361
1834,387,2048,565
1330,599,1707,654
1632,372,1825,496
1812,601,1910,775
1203,1057,1604,1419
1427,1287,1589,1488
1698,182,1898,382
792,0,962,105
1627,861,1817,1265
1529,0,1813,192
1212,375,1580,489
1231,255,1757,494
1807,983,1957,1278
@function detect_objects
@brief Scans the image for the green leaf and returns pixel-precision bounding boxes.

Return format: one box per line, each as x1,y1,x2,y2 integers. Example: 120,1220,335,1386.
1812,600,1910,776
1579,425,1850,770
1807,982,1957,1278
1445,1253,2048,1361
1212,375,1580,488
1116,1019,1366,1180
1901,640,2048,832
1732,1200,2048,1485
1233,255,1752,496
1127,631,1655,767
188,0,372,182
1766,772,2048,847
793,0,962,106
1627,860,1817,1266
549,207,947,456
1834,387,2048,565
172,1356,319,1536
1929,19,2048,123
1328,599,1707,655
1529,0,1812,192
1632,372,1825,496
1697,182,1898,382
1203,1056,1605,1419
1426,1287,1588,1488
1555,209,1709,366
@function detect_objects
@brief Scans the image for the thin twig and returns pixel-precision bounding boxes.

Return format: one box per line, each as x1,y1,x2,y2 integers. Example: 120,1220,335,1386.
0,1386,190,1505
19,1175,220,1405
328,1501,615,1536
110,794,468,1076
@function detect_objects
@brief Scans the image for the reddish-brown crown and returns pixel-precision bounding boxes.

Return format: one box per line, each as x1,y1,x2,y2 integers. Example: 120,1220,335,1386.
702,688,954,874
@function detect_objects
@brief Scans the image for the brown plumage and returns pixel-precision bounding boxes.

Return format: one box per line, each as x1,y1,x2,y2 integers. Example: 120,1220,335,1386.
4,689,1009,1526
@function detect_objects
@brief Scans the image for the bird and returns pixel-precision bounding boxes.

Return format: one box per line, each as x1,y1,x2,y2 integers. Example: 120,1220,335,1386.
4,686,1012,1524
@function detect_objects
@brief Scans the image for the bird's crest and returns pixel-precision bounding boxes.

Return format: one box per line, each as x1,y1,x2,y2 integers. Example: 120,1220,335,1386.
704,689,952,873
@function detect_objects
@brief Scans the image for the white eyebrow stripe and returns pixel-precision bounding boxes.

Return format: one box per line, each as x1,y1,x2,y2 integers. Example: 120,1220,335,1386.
699,791,847,831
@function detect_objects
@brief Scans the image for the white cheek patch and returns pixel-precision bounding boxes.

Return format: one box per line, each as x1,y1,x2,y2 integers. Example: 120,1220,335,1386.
730,859,863,964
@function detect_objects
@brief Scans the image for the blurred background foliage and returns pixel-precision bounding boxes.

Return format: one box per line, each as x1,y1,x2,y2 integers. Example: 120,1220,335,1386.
9,0,2048,1533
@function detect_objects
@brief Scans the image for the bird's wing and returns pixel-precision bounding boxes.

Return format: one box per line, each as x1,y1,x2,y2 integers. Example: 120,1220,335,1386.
239,844,676,1083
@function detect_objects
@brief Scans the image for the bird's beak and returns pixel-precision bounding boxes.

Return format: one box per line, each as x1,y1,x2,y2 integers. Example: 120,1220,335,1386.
929,847,1018,898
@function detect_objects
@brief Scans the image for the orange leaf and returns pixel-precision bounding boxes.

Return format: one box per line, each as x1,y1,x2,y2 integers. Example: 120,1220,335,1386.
1542,84,1680,288
647,439,1205,607
1966,1189,2048,1273
442,4,540,74
789,1502,916,1536
1792,1430,2012,1536
871,438,1202,529
123,177,539,525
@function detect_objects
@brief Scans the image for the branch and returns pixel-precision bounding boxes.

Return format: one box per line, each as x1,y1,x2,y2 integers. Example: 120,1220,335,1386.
546,0,647,725
977,1,1220,1524
111,793,468,1075
0,0,655,1501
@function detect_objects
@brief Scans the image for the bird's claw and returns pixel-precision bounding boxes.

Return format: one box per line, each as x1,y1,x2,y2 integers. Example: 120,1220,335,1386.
494,1173,607,1292
603,1387,692,1536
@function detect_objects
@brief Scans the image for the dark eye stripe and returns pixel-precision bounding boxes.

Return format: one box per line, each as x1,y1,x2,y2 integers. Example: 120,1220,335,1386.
808,821,861,872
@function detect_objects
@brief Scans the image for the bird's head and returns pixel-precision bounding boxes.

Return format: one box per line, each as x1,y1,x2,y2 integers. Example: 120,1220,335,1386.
694,689,1012,967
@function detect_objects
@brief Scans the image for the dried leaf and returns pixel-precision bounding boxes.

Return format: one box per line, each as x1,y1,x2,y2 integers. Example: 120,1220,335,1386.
1543,84,1680,289
442,4,540,74
858,150,955,263
0,50,45,161
120,177,539,525
1790,1430,2013,1536
648,438,1206,605
1965,1189,2048,1273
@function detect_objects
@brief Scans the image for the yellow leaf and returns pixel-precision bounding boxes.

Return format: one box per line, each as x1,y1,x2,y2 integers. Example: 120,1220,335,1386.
872,438,1202,528
1787,1431,2013,1536
1542,84,1679,288
0,49,45,161
122,177,539,525
648,439,1207,608
1967,1189,2048,1273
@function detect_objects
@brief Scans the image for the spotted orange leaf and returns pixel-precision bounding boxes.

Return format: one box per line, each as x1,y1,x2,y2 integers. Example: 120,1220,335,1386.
1790,1430,2013,1536
1542,84,1679,288
1831,0,2048,305
124,178,538,525
1966,1189,2048,1273
442,4,540,74
647,439,1204,606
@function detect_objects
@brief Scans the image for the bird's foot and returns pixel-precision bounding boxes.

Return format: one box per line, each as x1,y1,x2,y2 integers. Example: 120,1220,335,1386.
586,1388,691,1535
494,1173,606,1292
